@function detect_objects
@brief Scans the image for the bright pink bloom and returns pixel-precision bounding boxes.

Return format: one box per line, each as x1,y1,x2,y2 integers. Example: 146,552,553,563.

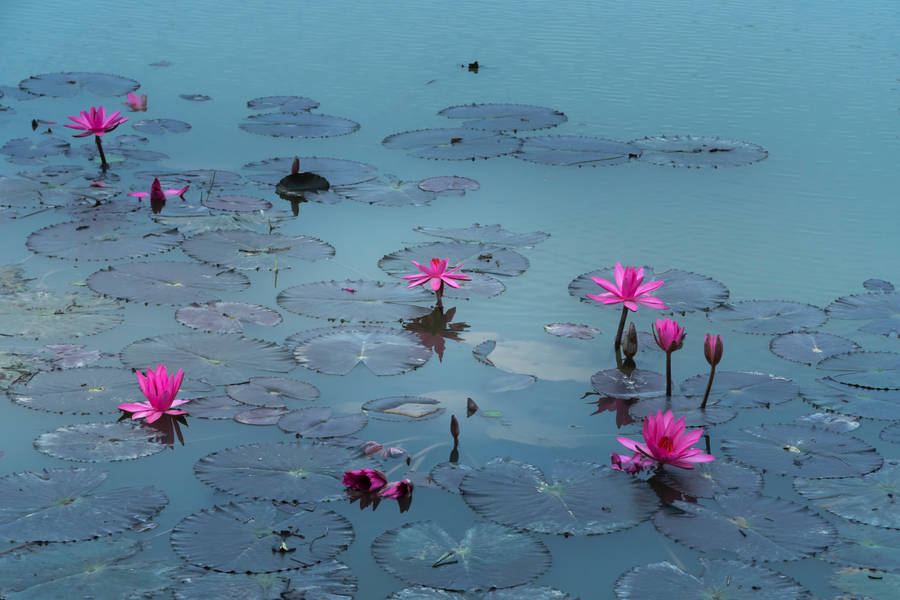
118,364,189,424
653,318,685,353
378,479,413,499
403,258,470,292
343,468,387,492
616,410,715,469
587,262,667,312
123,92,148,112
610,452,655,473
127,178,189,200
64,106,128,138
704,334,724,366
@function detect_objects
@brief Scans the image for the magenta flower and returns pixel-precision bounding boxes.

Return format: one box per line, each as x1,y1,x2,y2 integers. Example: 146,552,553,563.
616,410,715,469
403,258,470,300
653,318,685,352
610,452,656,473
64,105,128,171
587,262,666,352
342,468,388,492
118,364,189,424
701,334,724,409
123,92,148,112
378,479,413,499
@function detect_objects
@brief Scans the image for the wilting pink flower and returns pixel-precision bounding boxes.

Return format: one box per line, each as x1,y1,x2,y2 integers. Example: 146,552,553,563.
127,178,189,201
610,452,656,473
403,258,470,292
118,364,189,424
587,262,667,312
123,92,148,112
64,105,128,137
90,181,106,188
342,287,357,293
379,479,413,499
342,468,388,492
616,410,715,470
704,334,724,366
653,318,685,353
362,441,407,459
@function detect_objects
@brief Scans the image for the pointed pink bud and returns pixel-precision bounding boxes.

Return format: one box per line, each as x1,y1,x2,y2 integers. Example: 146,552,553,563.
704,334,724,366
291,157,300,175
150,178,165,202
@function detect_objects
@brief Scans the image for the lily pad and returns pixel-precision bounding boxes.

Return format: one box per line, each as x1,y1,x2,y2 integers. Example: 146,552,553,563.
0,467,166,542
152,213,281,235
243,156,377,187
440,272,507,299
831,567,900,600
680,371,798,409
516,135,640,166
631,135,768,168
569,267,728,313
371,521,550,591
34,421,167,462
1,136,70,164
769,332,860,365
246,95,320,112
8,367,142,415
362,396,445,421
226,376,319,408
176,301,282,334
826,293,900,337
344,176,438,207
182,230,334,271
797,412,859,432
175,561,357,600
87,261,249,305
0,290,123,338
653,493,836,561
795,460,900,529
203,194,272,212
430,463,475,495
414,223,549,248
186,395,247,419
822,521,900,573
389,586,571,599
18,72,140,97
289,326,432,375
817,351,900,390
709,300,827,334
544,323,599,339
171,501,353,573
880,422,900,444
278,407,368,438
27,218,181,261
615,559,811,600
864,279,895,292
721,424,882,478
240,112,360,138
591,368,665,399
473,340,496,366
460,458,658,536
628,394,737,427
180,93,212,101
800,378,900,420
652,461,762,499
234,407,292,425
132,118,192,135
418,176,480,194
380,241,529,278
438,103,566,132
382,128,522,160
277,280,433,323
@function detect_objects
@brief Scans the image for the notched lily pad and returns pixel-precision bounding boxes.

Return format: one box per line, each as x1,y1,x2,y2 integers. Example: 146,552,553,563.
817,351,900,390
176,301,282,334
19,72,140,97
278,407,368,438
175,561,357,600
87,261,249,305
34,421,167,462
0,290,123,338
651,461,762,499
277,279,433,323
182,230,334,271
831,567,900,599
289,326,432,376
591,368,665,399
1,136,70,164
362,396,445,421
380,241,529,278
800,378,900,420
343,176,438,207
234,406,292,425
240,112,359,138
132,118,191,135
795,460,900,529
631,135,768,168
9,367,142,414
822,521,900,572
382,127,522,160
226,376,319,408
681,371,798,409
770,332,860,365
414,223,549,248
544,323,599,339
516,135,640,166
437,103,567,132
826,293,900,337
709,300,827,334
27,218,181,261
186,395,247,419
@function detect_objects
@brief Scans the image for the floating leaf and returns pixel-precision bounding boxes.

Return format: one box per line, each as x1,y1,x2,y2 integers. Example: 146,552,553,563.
721,424,882,478
652,461,762,499
182,230,334,271
614,559,810,600
18,72,139,97
680,371,798,408
234,406,292,425
372,521,550,591
817,351,900,390
87,261,249,305
176,301,282,333
822,521,900,573
243,156,377,187
0,136,70,164
430,463,475,495
569,267,728,313
797,412,859,432
769,332,860,365
203,194,272,212
389,586,571,599
831,567,900,599
175,561,357,600
440,272,507,299
27,218,181,261
9,367,140,414
461,458,658,536
343,176,437,207
418,176,480,194
414,223,549,248
0,467,166,542
653,493,835,561
171,501,353,573
631,135,768,168
179,93,212,101
438,103,566,132
881,423,900,444
186,395,247,419
800,378,900,420
34,421,167,463
239,112,359,138
246,95,320,112
473,340,496,366
382,128,522,160
277,280,433,323
628,395,737,427
379,241,529,278
132,118,191,135
544,323,599,339
152,213,281,235
591,368,665,399
864,279,895,292
515,135,640,166
278,407,368,438
709,300,827,334
289,326,431,376
795,460,900,529
362,396,445,421
0,290,123,338
226,376,319,408
826,293,900,336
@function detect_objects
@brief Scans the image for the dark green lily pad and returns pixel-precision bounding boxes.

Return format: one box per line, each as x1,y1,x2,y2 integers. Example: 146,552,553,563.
680,371,798,408
880,423,900,444
831,567,900,600
795,460,900,529
187,395,247,419
1,136,70,165
817,352,900,390
182,230,334,271
19,72,139,97
827,293,900,337
721,424,882,478
430,463,475,495
591,368,665,399
175,561,357,600
235,407,292,425
87,261,249,305
8,366,137,415
615,559,811,600
414,223,549,248
800,378,900,420
438,103,566,132
418,176,480,194
382,128,522,160
389,586,571,599
652,461,762,499
27,218,181,261
132,118,191,135
240,112,359,138
243,156,377,187
822,521,900,573
344,176,437,207
864,279,895,292
362,396,445,421
0,467,166,542
460,458,658,535
628,394,737,427
708,300,827,334
176,301,282,333
278,280,433,323
544,323,599,339
226,377,319,408
372,521,550,591
631,135,768,168
171,501,353,573
246,95,320,112
152,213,282,235
769,332,860,365
797,412,859,432
653,493,836,561
34,421,167,462
289,326,431,375
516,136,640,166
379,241,529,278
203,194,272,212
278,407,368,438
0,290,123,338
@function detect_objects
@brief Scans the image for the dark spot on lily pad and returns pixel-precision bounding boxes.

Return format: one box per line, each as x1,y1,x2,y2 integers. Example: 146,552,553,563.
437,103,567,132
630,135,768,168
382,127,522,160
516,136,641,166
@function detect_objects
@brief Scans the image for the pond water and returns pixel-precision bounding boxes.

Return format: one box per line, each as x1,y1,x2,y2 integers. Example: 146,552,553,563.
0,1,898,598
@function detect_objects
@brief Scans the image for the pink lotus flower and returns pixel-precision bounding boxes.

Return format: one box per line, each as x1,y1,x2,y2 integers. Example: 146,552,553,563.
342,468,388,492
704,334,724,367
118,364,189,424
610,452,656,473
127,178,189,201
123,92,148,112
616,410,715,470
378,479,413,499
587,263,667,312
653,318,685,352
64,105,128,138
403,258,470,293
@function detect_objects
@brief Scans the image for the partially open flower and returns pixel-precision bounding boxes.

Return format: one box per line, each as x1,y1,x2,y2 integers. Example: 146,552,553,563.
342,468,387,492
652,318,685,353
704,334,724,366
378,479,413,499
622,323,639,358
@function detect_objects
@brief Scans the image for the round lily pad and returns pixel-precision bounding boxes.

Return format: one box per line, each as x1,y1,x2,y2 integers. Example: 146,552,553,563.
801,378,900,420
797,412,859,432
132,118,191,135
413,223,549,248
246,95,320,112
234,406,292,425
631,135,768,168
653,493,836,562
770,332,860,365
277,280,433,323
226,377,319,408
516,135,640,166
1,136,70,164
8,366,137,415
175,561,357,600
182,230,334,271
362,396,445,421
822,521,900,573
795,460,900,529
817,351,900,390
0,467,166,542
827,293,900,337
278,407,368,438
372,521,550,591
186,395,247,419
203,194,272,212
289,326,432,376
864,279,895,292
121,332,295,385
87,261,249,305
569,267,728,313
627,394,737,427
721,424,882,478
176,301,282,334
380,241,529,278
171,501,353,573
34,421,167,462
651,461,762,499
389,586,571,599
430,463,475,495
243,156,377,187
438,103,566,132
418,176,480,194
709,300,827,334
239,112,359,138
382,128,522,160
18,72,139,97
680,371,798,409
344,176,438,207
461,458,658,536
0,290,123,338
544,323,599,339
831,567,900,599
27,218,181,261
591,368,665,399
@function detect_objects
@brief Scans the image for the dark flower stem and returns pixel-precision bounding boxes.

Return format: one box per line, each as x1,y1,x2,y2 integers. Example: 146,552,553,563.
95,136,108,171
435,283,444,310
701,364,716,409
613,306,628,352
665,352,673,396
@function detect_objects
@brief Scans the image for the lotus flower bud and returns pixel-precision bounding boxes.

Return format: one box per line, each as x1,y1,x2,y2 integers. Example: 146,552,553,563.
450,414,460,442
652,318,685,353
622,323,638,358
704,334,723,366
291,156,300,175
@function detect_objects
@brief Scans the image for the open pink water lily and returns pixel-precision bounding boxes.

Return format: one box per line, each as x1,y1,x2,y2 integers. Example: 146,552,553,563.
378,479,413,499
123,92,148,112
704,333,724,366
64,105,128,137
610,452,656,473
616,410,715,470
403,258,470,292
653,318,685,353
587,262,667,312
127,178,189,201
118,364,189,424
343,468,388,492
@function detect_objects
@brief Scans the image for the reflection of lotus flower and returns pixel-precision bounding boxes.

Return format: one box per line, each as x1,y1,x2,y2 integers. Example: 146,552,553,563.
123,92,148,112
403,306,468,361
588,262,666,352
342,468,387,492
118,364,189,424
379,479,413,498
403,258,470,295
610,452,655,473
616,410,715,470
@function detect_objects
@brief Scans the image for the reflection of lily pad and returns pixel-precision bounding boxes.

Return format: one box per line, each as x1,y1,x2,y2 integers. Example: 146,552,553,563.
277,279,433,323
827,293,900,337
278,407,368,438
680,371,798,408
0,290,123,338
87,261,249,305
438,103,566,131
362,396,445,421
132,118,191,135
34,421,167,462
175,301,282,333
569,267,728,313
246,95,320,112
9,367,143,415
414,223,549,248
382,128,522,160
175,561,357,600
171,501,353,573
591,368,665,399
372,521,550,591
631,135,768,168
18,72,139,97
239,112,359,138
516,136,640,166
226,376,319,408
289,326,431,376
652,461,762,499
795,460,900,529
709,300,827,334
380,241,529,278
544,323,599,339
182,230,334,271
27,218,181,261
817,351,900,390
461,458,658,536
769,332,859,365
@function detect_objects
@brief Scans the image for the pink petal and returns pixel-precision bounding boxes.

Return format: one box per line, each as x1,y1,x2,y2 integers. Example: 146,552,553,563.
613,263,624,289
164,409,188,415
144,411,163,424
590,277,622,296
118,402,152,412
636,296,668,309
127,192,149,198
623,300,638,311
429,278,441,291
635,279,665,295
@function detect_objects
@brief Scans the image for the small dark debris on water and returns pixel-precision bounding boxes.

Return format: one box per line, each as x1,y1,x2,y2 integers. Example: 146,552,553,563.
149,60,172,67
466,61,479,73
179,93,212,102
450,137,463,144
467,397,478,417
31,119,37,131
